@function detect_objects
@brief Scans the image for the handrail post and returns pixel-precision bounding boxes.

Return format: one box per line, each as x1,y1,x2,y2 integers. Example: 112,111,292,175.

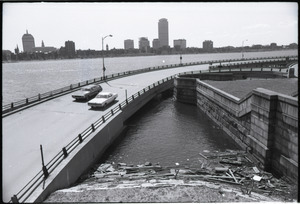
91,124,95,131
62,147,68,158
111,109,114,115
40,145,49,178
11,195,19,203
78,134,83,143
102,116,105,123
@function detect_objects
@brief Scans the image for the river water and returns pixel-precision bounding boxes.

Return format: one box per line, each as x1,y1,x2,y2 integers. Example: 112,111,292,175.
2,50,297,105
98,95,241,169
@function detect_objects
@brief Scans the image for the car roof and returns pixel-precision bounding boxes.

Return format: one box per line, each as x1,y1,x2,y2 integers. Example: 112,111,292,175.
99,92,112,95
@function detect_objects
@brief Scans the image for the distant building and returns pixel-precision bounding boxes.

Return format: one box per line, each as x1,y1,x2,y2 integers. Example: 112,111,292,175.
124,39,134,50
22,30,35,53
288,43,298,49
139,37,150,53
252,44,263,49
174,39,186,49
203,40,213,52
14,45,19,54
2,50,12,61
152,39,160,50
31,40,57,53
158,18,169,48
65,40,76,57
270,43,277,50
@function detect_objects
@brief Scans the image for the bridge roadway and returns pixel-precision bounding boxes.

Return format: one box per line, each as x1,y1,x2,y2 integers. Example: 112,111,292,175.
2,64,209,202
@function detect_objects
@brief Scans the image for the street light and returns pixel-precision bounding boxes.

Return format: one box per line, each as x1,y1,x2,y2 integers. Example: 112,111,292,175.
242,39,248,59
102,34,113,79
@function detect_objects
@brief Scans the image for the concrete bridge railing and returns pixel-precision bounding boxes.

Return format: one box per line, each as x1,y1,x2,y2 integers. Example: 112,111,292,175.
3,55,297,116
174,69,298,183
9,76,175,203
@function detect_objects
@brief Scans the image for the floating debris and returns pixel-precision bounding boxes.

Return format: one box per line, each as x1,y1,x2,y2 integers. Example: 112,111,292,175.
87,149,295,201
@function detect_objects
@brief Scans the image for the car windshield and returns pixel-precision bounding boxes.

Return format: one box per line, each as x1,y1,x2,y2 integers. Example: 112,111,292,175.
81,88,91,91
97,94,108,98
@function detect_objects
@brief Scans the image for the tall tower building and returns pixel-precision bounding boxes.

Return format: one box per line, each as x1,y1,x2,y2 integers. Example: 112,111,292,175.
22,30,35,53
158,18,169,48
65,40,76,57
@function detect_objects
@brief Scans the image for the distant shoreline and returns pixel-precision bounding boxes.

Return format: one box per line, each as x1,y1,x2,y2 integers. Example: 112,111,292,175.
2,49,298,64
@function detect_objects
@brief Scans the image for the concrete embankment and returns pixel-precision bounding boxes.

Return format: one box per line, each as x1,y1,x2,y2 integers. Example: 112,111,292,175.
174,72,298,181
28,79,174,202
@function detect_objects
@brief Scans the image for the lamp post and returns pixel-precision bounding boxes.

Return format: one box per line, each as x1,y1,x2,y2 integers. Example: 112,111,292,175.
180,53,182,65
102,34,113,79
242,39,248,59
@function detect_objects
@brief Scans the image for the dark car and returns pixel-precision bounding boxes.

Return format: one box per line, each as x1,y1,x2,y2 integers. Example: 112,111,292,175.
72,84,102,100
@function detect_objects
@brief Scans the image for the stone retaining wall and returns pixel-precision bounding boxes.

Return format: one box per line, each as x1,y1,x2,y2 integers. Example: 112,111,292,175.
174,75,298,180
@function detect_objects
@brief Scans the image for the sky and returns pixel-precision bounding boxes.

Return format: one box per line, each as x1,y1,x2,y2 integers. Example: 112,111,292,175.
2,2,298,52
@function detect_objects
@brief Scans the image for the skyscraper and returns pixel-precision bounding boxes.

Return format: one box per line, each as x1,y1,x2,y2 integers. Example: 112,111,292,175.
158,18,169,48
65,40,76,57
22,30,35,53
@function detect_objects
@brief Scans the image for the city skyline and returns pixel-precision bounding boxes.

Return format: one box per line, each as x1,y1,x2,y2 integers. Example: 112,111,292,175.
3,2,298,52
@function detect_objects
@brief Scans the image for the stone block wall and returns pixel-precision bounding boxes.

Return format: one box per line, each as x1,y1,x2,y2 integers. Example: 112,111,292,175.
174,76,298,180
173,76,197,105
195,79,252,149
248,88,298,179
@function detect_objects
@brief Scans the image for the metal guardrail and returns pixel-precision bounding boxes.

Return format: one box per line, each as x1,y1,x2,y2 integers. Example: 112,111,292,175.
209,56,298,70
3,55,298,115
8,62,297,203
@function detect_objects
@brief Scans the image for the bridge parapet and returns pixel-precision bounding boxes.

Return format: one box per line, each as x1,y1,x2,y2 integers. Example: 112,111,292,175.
209,56,298,71
174,70,298,183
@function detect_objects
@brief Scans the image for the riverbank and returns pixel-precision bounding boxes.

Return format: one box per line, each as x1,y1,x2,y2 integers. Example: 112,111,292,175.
44,150,297,202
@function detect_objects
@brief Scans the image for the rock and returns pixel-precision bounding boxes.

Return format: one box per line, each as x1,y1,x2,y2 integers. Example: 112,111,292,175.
117,163,127,167
97,163,113,173
145,162,152,166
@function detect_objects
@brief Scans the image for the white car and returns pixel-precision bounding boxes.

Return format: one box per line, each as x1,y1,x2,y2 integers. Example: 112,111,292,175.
88,92,118,108
72,84,102,100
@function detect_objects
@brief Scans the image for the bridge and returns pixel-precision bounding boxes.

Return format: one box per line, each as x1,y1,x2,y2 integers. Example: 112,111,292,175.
2,55,297,203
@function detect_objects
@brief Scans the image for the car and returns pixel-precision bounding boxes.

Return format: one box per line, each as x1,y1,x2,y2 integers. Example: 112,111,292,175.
72,84,102,100
88,92,118,108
